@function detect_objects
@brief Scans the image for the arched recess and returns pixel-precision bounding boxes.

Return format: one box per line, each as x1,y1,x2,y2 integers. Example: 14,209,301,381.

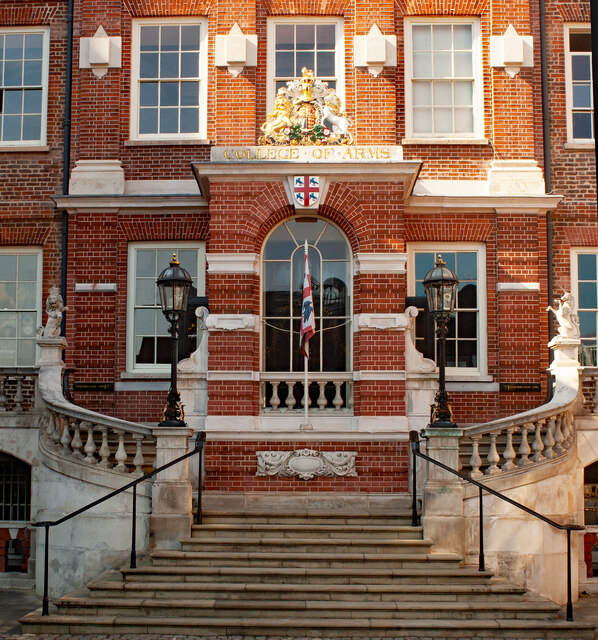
260,216,353,411
0,452,31,573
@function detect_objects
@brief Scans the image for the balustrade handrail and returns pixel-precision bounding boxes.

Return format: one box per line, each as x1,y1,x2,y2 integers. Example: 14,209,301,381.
31,431,206,617
0,367,38,375
409,430,584,622
260,371,353,381
463,366,579,437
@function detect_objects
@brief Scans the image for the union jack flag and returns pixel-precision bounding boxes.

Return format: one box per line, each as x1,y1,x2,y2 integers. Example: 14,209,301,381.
299,241,316,358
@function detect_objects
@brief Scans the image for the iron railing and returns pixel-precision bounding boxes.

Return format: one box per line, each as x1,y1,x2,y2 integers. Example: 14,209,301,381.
409,430,584,622
32,431,206,616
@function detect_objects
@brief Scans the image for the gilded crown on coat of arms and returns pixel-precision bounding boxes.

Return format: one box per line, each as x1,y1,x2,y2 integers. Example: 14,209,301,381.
259,67,353,146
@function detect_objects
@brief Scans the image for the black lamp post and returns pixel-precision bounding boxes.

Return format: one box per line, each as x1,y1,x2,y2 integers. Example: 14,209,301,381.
422,256,460,428
156,253,193,428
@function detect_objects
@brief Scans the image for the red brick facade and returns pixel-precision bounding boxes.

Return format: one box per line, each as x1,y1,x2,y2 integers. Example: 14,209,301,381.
2,0,596,495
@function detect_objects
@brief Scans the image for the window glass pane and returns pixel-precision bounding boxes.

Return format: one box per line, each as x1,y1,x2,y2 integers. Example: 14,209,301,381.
579,282,597,309
0,255,17,281
140,52,158,78
458,340,477,367
276,24,294,50
317,24,335,49
139,108,158,134
23,89,42,113
0,283,16,308
137,250,156,277
4,60,23,86
456,251,477,280
287,218,327,245
3,115,21,140
572,55,591,81
160,52,178,78
413,81,431,106
177,250,197,277
413,52,431,77
135,308,156,335
457,283,477,308
17,312,36,338
19,254,37,281
181,26,200,50
317,51,334,77
317,225,350,259
180,82,199,105
580,311,597,339
573,83,592,109
136,336,155,364
24,33,43,59
0,312,16,337
433,52,452,77
5,34,23,59
180,52,198,77
23,60,41,85
180,107,198,133
434,107,452,132
17,282,36,308
296,25,315,50
265,319,290,371
296,52,314,75
17,338,35,367
453,51,472,77
136,278,156,306
570,32,591,52
0,340,16,366
140,26,159,51
573,112,593,139
264,262,290,316
433,81,452,105
412,25,431,50
161,26,180,51
454,107,473,133
415,252,435,281
579,254,597,281
433,25,452,50
159,107,178,133
276,51,294,77
457,312,477,338
264,224,296,259
322,320,346,371
454,81,472,105
322,262,349,316
453,24,472,50
413,107,432,133
160,82,178,106
140,82,158,106
3,90,22,114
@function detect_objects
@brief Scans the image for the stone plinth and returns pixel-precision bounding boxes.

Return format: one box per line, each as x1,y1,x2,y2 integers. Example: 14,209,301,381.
150,427,194,551
421,427,465,555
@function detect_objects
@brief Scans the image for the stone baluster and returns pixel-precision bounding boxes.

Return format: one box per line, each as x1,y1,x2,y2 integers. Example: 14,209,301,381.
501,427,516,471
517,422,533,467
300,383,307,410
46,412,56,441
83,421,97,464
71,419,84,458
332,382,343,410
532,419,545,462
284,382,295,410
60,418,72,453
259,383,265,409
592,376,598,415
97,426,112,469
469,435,483,478
0,375,7,411
562,412,574,448
485,432,501,475
553,414,564,455
114,430,128,472
133,434,146,475
317,382,327,410
13,377,24,412
52,414,62,447
346,383,354,410
270,382,281,410
543,418,555,459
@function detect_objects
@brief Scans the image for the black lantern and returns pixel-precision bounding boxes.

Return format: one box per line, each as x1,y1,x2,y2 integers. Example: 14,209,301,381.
422,256,459,428
156,254,192,428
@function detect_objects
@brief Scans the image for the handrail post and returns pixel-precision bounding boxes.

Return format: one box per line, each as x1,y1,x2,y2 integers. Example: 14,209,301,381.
566,528,573,621
478,486,485,572
409,431,419,527
130,484,137,569
42,524,50,616
195,431,206,525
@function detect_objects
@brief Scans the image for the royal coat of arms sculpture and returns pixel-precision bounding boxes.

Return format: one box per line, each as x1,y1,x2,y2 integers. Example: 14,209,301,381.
259,68,353,146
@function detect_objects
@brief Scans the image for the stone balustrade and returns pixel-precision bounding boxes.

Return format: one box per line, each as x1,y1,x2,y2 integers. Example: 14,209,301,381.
0,368,37,413
459,365,580,479
260,373,353,413
580,367,598,415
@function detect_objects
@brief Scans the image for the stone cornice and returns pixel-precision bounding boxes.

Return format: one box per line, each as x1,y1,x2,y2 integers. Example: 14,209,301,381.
52,194,208,213
405,194,563,214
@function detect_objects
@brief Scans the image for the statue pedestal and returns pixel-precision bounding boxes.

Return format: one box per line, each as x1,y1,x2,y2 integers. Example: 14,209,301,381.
548,336,581,370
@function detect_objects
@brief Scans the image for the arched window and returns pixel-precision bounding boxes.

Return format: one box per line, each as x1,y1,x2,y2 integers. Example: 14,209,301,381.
262,218,351,373
0,453,31,522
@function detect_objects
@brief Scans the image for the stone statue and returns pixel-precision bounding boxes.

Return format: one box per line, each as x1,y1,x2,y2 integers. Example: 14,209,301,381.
259,89,293,144
38,285,67,337
323,90,353,143
547,291,580,339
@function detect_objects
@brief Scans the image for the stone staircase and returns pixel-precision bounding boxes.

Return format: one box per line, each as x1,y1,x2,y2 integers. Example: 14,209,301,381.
21,510,596,638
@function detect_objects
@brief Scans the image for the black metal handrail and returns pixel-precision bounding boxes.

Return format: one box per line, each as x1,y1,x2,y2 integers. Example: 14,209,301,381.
409,430,584,622
31,431,206,616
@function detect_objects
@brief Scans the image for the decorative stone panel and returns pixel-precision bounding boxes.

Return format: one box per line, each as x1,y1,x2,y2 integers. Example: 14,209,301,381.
256,449,357,481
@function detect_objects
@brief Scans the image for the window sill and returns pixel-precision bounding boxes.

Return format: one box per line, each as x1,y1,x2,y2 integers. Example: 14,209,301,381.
121,371,169,379
0,145,49,153
125,139,211,147
564,142,595,150
446,374,493,383
401,137,489,146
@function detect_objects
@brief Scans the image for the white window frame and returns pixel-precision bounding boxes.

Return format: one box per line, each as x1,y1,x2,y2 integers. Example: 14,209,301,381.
404,17,484,140
130,18,208,141
571,247,598,367
0,27,50,147
266,17,345,113
0,247,43,367
126,242,206,373
564,24,593,144
407,243,487,376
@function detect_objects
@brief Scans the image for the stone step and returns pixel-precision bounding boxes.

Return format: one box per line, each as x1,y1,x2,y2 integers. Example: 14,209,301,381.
88,578,526,601
179,535,432,554
150,549,466,570
54,594,561,621
19,611,595,638
191,523,424,540
200,511,414,526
